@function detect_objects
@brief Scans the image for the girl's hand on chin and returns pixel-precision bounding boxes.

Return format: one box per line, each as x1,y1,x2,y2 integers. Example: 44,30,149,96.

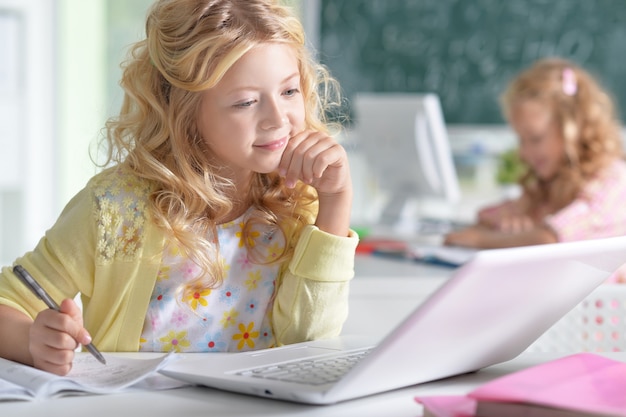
278,130,351,196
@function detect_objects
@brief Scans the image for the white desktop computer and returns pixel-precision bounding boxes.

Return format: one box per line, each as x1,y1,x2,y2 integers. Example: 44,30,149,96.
353,92,462,235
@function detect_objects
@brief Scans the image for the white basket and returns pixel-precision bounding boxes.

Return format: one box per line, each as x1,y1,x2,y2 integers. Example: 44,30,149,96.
527,284,626,352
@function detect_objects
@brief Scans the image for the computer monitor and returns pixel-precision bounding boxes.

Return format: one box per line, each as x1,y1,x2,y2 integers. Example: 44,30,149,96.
353,93,461,231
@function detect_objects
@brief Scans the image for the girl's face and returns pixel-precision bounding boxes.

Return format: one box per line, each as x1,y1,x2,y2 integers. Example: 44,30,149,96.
197,43,306,184
509,99,565,181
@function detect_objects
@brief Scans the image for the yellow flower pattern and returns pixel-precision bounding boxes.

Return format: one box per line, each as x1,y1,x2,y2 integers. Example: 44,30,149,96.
220,308,239,328
184,287,212,310
138,202,285,353
245,270,262,290
266,241,282,262
157,266,171,282
159,330,191,352
235,222,260,248
232,322,259,350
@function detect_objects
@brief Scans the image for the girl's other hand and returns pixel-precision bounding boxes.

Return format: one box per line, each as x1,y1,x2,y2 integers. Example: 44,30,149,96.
477,200,535,233
497,213,535,233
29,298,93,376
445,219,557,249
444,226,486,248
477,201,515,227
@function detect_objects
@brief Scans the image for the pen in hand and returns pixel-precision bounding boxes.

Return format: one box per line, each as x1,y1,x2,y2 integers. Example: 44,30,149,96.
12,265,107,365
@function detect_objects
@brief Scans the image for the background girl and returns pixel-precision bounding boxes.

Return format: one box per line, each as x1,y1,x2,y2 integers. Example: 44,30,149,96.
445,57,626,249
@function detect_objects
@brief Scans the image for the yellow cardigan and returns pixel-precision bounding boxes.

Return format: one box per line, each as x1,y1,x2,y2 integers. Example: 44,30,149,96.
0,168,358,351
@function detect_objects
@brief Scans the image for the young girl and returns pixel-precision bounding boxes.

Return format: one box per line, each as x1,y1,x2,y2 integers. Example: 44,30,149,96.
0,0,358,376
445,58,626,249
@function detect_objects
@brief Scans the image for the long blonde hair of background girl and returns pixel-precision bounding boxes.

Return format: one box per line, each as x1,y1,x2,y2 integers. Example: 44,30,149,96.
102,0,343,289
500,57,624,216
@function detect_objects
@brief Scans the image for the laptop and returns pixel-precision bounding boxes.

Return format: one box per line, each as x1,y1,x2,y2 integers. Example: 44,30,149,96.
161,236,626,404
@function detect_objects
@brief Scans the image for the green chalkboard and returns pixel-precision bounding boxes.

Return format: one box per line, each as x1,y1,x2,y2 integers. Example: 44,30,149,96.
319,0,626,124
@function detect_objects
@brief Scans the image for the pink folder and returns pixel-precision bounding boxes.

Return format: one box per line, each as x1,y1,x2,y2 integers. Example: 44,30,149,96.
416,353,626,417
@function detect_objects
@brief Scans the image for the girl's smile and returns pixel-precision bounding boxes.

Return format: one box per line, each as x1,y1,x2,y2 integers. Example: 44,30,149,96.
254,137,289,152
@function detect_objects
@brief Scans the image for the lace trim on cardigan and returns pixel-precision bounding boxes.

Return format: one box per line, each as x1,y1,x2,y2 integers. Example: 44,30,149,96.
92,169,153,263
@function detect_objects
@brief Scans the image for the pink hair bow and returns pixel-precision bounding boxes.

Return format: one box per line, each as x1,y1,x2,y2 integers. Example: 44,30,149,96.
562,68,577,96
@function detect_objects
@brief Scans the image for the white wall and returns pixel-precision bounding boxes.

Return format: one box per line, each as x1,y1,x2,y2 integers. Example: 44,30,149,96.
0,0,111,265
0,0,55,265
56,0,107,211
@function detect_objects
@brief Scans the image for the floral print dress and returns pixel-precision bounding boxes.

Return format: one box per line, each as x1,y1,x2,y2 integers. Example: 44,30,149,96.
139,211,284,353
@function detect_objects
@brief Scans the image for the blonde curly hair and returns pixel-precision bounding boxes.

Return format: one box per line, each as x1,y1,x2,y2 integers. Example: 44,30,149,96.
102,0,343,289
500,57,624,215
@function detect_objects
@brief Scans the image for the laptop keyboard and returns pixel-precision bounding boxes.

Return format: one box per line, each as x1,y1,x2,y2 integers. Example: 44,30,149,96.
235,348,372,385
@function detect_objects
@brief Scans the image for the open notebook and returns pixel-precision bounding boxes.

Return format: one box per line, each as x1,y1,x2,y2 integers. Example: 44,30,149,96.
161,236,626,405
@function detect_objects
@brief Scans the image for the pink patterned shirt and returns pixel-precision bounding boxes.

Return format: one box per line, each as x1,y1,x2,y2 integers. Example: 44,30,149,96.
545,160,626,242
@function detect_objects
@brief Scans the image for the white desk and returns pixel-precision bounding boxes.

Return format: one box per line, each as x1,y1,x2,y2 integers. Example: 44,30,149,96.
345,254,451,339
3,352,625,417
0,256,604,417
